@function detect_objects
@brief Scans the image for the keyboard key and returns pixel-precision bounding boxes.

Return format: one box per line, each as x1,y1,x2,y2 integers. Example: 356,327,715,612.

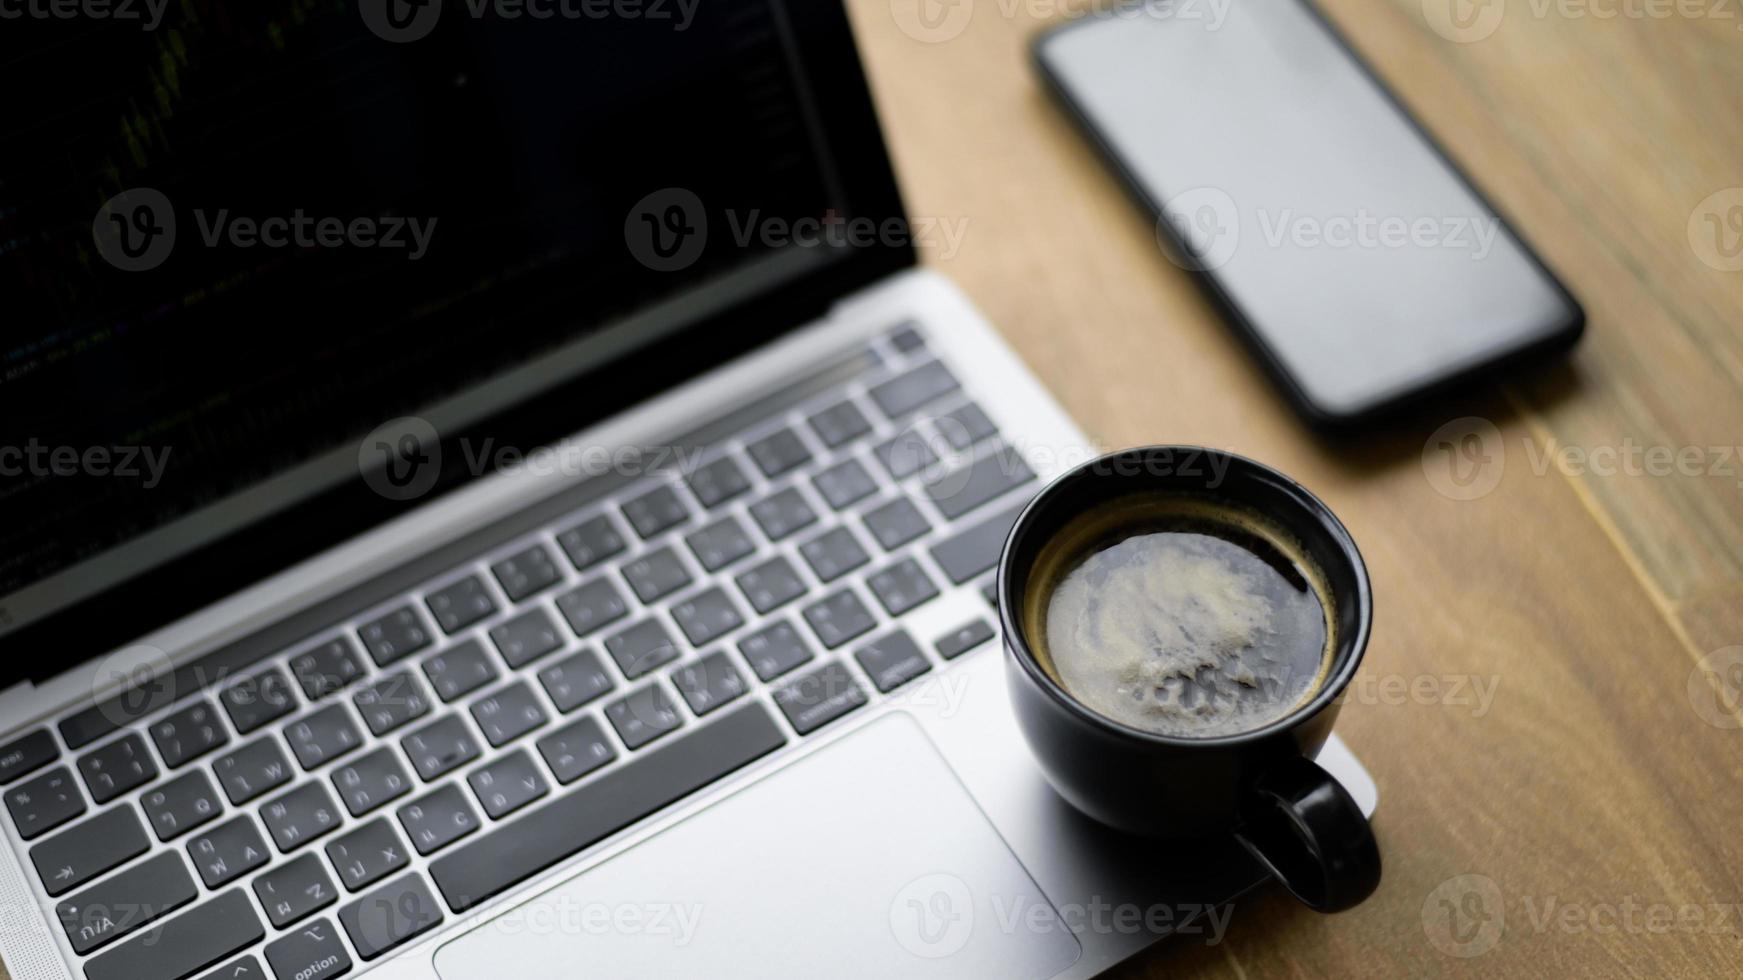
774,661,869,735
398,784,479,855
557,514,628,571
291,639,367,701
354,671,433,736
670,587,745,646
77,733,157,803
555,577,630,636
855,630,933,693
800,527,871,583
866,557,941,617
57,851,196,954
31,805,149,896
605,685,685,750
747,427,812,478
874,428,939,480
188,817,270,889
536,716,617,785
621,546,694,603
82,889,263,980
670,651,748,716
802,590,878,649
982,578,998,607
684,516,757,571
924,442,1035,520
686,455,752,509
622,485,690,539
738,620,815,681
890,324,926,353
863,497,931,551
808,400,873,448
749,487,817,540
8,766,85,839
152,701,229,768
426,575,498,634
735,555,808,614
326,819,410,893
260,782,343,852
429,701,786,912
422,639,501,703
264,917,350,980
284,704,364,770
936,618,997,660
253,853,337,928
467,749,549,819
537,648,615,713
339,873,444,960
870,360,959,418
604,618,683,680
937,401,998,450
489,605,565,668
200,957,265,980
221,668,299,735
813,458,878,510
402,715,482,782
929,501,1027,584
142,769,223,840
0,729,57,785
469,681,549,747
332,748,413,817
358,605,432,667
491,544,562,602
214,738,294,805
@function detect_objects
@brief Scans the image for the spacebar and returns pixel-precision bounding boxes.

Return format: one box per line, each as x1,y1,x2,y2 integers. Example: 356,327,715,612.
431,701,787,912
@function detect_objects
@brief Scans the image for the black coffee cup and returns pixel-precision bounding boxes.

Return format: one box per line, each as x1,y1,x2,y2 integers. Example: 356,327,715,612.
998,446,1380,912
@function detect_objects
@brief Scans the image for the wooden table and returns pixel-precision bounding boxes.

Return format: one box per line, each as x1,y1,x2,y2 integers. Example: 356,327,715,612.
848,0,1743,975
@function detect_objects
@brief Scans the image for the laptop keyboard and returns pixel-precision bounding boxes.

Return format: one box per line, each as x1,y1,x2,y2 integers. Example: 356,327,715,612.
1,325,1028,980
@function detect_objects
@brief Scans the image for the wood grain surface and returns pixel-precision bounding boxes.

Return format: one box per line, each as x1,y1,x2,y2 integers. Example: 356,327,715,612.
845,0,1743,975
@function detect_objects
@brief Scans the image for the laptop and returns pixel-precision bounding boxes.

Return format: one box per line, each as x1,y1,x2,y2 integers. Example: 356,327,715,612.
0,3,1375,978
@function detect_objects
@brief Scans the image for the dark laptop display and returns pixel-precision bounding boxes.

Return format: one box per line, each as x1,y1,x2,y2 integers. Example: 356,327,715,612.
0,0,910,671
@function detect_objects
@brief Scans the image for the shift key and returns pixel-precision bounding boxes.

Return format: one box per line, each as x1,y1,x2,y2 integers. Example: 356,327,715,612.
58,851,197,954
929,501,1028,585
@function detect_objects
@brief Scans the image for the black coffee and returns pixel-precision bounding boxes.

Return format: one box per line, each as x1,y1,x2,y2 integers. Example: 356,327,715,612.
1023,494,1334,738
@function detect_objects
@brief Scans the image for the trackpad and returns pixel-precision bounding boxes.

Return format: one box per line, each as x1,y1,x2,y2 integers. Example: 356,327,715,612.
434,712,1080,979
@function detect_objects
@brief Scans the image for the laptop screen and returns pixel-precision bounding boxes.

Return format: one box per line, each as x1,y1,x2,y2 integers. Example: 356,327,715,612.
0,0,909,672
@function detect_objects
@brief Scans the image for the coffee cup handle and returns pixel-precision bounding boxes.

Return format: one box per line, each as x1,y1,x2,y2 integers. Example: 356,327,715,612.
1232,755,1381,913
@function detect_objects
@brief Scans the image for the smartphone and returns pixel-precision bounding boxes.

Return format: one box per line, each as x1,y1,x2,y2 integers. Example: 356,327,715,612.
1034,0,1583,427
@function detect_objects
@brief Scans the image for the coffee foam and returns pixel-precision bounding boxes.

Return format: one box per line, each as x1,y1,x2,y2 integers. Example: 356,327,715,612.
1025,494,1334,738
